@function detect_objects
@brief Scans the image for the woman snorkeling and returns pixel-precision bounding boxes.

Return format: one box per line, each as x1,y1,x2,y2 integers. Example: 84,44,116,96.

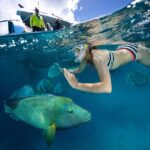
63,43,150,93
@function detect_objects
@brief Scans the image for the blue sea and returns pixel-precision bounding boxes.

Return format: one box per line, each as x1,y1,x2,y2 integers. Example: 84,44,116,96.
0,1,150,150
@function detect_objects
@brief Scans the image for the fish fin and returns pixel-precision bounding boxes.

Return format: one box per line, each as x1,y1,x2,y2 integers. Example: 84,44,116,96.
43,124,56,146
9,94,54,101
4,103,19,120
8,96,32,101
4,103,12,113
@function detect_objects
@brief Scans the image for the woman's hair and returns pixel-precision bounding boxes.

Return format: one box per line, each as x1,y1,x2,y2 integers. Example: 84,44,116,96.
88,44,97,52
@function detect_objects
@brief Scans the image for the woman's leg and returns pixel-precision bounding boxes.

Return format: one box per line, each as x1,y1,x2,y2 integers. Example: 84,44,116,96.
137,44,150,67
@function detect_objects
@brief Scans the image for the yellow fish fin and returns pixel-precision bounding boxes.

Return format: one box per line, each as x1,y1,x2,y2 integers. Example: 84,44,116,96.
43,124,56,146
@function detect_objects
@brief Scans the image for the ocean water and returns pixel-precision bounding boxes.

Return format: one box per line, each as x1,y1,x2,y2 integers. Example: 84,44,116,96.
0,1,150,150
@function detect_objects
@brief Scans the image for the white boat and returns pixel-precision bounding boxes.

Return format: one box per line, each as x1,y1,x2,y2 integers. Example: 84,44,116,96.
0,8,72,35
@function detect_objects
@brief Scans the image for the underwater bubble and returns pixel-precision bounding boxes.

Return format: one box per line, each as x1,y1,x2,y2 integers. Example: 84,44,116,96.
131,19,136,23
11,85,35,99
20,39,27,44
36,79,52,94
131,0,143,5
132,4,136,8
145,1,149,5
127,5,131,8
48,63,61,78
137,19,150,27
131,1,136,5
126,70,149,86
0,44,7,48
53,83,65,94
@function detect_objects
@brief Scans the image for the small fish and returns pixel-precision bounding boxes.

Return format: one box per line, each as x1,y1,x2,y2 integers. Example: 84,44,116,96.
126,70,149,86
11,85,35,99
48,63,61,78
53,82,65,94
36,79,52,94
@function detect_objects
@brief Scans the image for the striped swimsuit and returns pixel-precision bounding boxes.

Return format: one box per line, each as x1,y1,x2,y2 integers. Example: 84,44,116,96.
107,43,138,70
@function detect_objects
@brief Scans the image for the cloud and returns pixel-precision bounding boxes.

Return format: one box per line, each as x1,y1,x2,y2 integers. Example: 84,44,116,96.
79,6,83,11
0,0,80,23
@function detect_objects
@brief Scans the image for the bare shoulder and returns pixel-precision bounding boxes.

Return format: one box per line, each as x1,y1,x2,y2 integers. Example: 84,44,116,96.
92,49,108,55
92,50,108,63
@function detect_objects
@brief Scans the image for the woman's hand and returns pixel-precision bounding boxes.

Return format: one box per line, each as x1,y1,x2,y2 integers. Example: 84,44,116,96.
63,68,78,88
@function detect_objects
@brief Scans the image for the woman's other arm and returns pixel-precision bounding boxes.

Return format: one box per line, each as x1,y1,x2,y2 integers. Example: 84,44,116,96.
69,60,87,74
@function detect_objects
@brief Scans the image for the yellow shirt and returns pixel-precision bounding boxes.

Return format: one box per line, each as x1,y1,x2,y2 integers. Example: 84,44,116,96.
30,14,46,29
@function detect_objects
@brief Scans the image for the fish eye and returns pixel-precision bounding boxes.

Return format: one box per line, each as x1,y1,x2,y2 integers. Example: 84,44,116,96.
68,108,73,113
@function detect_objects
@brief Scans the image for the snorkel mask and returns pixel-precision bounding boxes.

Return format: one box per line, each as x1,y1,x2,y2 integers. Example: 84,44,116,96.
74,44,89,63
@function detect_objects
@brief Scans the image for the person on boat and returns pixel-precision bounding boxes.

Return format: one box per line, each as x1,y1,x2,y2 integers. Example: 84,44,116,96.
63,43,150,93
53,19,63,30
30,8,46,32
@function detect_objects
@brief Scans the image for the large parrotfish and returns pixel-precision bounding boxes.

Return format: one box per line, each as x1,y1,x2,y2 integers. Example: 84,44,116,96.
4,94,91,145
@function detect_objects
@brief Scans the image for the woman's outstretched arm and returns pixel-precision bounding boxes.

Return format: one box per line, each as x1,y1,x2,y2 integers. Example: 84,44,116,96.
63,56,112,93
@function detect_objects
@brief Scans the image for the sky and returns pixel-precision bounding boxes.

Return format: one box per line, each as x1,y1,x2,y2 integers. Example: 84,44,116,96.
0,0,144,23
75,0,132,22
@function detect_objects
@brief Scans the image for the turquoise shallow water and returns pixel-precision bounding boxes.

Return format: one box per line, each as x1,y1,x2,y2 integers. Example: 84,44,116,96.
0,1,150,150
